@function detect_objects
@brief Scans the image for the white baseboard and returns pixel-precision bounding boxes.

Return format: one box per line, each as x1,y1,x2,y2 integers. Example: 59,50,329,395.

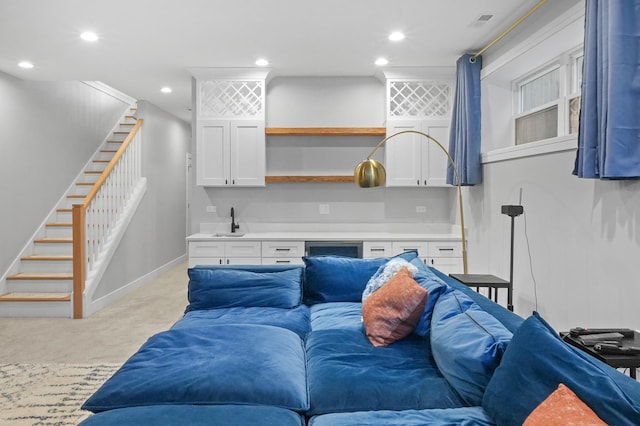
84,254,187,317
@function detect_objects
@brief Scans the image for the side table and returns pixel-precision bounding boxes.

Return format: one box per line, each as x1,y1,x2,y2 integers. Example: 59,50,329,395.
449,273,513,311
561,331,640,379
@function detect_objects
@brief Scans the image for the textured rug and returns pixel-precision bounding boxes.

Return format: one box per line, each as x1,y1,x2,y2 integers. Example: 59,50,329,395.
0,363,120,425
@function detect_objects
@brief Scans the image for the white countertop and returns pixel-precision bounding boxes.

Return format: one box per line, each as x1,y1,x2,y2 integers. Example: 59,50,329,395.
187,231,461,242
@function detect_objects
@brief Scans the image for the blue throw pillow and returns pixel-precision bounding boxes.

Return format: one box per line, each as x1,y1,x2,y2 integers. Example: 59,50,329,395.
302,251,418,305
430,289,512,406
186,267,302,311
483,312,640,426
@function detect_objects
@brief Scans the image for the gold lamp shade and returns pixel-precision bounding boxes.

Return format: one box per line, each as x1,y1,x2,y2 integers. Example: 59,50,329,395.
354,159,386,187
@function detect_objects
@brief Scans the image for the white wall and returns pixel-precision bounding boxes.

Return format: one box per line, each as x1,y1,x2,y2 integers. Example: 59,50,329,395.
0,72,129,275
469,1,640,332
93,101,191,299
189,76,458,234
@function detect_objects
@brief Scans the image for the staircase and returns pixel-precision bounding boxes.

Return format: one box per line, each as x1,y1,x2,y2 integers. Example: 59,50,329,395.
0,107,140,317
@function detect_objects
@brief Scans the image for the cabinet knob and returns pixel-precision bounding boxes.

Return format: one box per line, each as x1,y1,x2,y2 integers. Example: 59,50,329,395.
417,179,420,186
424,180,427,186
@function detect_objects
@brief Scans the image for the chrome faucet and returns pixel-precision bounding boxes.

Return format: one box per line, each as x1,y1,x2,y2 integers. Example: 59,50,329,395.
230,207,240,233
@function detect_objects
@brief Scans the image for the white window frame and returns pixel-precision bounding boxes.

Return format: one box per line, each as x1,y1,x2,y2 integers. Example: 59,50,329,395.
483,45,583,164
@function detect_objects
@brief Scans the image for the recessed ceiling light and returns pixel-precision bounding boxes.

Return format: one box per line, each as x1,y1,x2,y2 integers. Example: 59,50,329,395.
161,87,172,94
80,31,99,42
389,32,405,41
375,58,389,66
18,61,34,69
255,58,269,67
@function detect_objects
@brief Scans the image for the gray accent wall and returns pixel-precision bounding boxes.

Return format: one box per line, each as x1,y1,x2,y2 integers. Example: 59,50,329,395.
93,101,190,299
0,72,129,275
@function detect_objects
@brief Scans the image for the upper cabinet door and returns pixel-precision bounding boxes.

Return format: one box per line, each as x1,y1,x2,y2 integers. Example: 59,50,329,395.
422,121,450,187
197,120,230,186
385,120,423,187
230,120,265,187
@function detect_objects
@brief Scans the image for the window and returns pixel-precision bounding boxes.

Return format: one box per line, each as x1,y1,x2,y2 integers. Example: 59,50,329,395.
513,48,584,145
516,68,560,145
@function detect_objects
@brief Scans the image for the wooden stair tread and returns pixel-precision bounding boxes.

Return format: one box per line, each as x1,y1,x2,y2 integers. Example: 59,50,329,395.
34,237,72,243
7,272,73,280
84,171,103,174
76,182,94,186
101,149,118,153
125,115,138,120
93,159,110,163
67,194,86,198
107,140,123,144
113,131,129,135
21,255,73,261
0,292,71,302
46,222,72,227
57,208,72,213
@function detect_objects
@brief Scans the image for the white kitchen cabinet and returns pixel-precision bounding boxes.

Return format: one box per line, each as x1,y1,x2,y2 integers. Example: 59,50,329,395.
188,240,261,267
196,120,265,187
385,120,451,187
425,241,464,275
362,241,393,258
261,240,305,265
391,241,429,258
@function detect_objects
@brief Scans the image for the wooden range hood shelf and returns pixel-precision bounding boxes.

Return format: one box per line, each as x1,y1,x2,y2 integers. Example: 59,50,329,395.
265,127,384,183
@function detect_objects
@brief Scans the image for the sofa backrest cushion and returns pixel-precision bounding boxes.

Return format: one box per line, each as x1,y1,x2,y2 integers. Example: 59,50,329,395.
410,259,447,337
430,287,513,406
302,251,418,305
483,312,640,426
186,267,303,311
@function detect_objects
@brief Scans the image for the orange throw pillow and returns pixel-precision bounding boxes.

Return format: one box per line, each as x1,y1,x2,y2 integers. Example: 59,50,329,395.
362,267,427,347
523,383,608,425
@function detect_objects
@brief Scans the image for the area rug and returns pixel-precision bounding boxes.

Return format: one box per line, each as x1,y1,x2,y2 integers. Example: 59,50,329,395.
0,363,120,425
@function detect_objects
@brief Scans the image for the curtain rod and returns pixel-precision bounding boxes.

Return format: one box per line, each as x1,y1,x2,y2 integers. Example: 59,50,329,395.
470,0,548,63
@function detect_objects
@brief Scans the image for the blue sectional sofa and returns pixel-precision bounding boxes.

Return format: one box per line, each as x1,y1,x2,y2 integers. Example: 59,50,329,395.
80,252,640,425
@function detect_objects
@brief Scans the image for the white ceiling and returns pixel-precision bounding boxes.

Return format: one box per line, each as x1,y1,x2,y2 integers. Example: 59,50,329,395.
0,0,578,122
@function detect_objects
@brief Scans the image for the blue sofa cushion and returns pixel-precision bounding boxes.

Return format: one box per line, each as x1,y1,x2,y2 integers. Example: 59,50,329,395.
172,305,311,339
79,405,305,426
483,312,640,426
302,251,419,305
411,260,447,337
186,267,302,311
82,325,309,413
305,328,466,415
310,302,363,331
308,407,495,426
430,288,513,406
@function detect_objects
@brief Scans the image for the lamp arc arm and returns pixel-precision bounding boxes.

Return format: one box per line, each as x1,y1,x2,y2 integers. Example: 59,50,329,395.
365,130,468,273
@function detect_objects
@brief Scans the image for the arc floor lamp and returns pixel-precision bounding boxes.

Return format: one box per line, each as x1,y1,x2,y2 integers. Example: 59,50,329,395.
354,130,468,274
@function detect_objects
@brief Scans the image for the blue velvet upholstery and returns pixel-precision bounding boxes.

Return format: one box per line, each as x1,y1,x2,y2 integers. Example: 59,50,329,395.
483,312,640,426
79,405,305,426
82,325,309,413
186,267,302,311
172,305,311,338
309,407,495,426
430,289,512,406
309,302,363,331
410,259,448,336
302,251,418,305
305,328,466,415
428,266,523,334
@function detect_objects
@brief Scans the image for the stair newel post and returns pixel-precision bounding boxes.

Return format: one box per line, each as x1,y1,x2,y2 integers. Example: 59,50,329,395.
72,203,86,319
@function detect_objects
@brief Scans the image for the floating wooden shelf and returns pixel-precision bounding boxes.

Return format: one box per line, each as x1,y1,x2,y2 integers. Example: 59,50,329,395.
266,175,355,183
265,127,386,137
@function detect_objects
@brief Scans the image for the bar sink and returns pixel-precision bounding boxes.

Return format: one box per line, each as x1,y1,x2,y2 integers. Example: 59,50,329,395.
212,232,245,237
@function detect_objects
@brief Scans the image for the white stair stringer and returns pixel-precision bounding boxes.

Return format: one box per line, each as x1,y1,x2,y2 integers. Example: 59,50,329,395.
81,177,147,317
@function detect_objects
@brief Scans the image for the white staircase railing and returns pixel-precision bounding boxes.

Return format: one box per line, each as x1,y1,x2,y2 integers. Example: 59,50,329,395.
72,119,144,318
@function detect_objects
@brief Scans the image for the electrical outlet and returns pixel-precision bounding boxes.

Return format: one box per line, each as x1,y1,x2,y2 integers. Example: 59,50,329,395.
206,205,216,213
416,206,426,213
319,204,330,215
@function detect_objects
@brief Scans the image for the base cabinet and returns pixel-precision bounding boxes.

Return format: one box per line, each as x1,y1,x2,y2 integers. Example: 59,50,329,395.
261,241,305,265
188,241,261,267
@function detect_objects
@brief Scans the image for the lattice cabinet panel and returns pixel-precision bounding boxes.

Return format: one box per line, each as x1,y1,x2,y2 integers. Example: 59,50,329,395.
199,80,265,118
388,80,453,119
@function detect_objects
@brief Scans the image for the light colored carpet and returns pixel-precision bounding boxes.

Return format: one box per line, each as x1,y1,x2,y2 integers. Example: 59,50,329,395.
0,363,120,425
